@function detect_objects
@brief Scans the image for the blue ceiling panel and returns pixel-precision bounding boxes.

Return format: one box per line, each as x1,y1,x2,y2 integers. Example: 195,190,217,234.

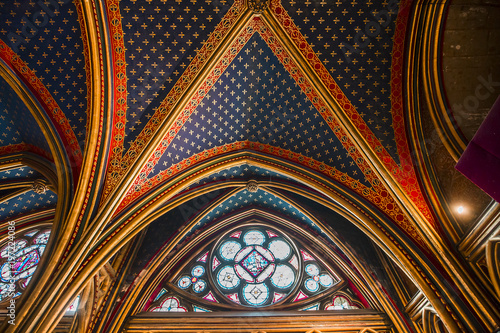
120,0,232,150
148,33,371,188
0,166,41,181
283,0,401,164
0,188,57,222
194,188,325,238
0,76,51,154
0,0,88,150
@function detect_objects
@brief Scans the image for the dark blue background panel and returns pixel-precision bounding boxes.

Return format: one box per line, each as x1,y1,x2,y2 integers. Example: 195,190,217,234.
0,188,57,221
0,76,51,154
120,0,232,150
0,0,88,151
149,34,371,188
283,0,401,163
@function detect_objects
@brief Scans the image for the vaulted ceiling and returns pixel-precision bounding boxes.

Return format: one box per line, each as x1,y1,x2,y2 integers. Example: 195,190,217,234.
0,0,499,332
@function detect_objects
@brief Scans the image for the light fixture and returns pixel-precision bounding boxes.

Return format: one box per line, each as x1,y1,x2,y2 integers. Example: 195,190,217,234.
457,206,465,214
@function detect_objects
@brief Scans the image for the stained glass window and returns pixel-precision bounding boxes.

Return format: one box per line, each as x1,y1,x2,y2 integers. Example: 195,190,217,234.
150,296,188,312
0,228,50,302
161,225,346,311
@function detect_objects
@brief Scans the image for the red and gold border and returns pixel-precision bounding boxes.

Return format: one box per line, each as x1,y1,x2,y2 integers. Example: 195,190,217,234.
103,0,128,199
0,143,52,162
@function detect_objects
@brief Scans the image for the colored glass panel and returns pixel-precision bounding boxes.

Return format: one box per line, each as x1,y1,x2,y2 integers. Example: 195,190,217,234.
66,295,80,314
0,240,27,258
256,263,275,283
227,292,240,304
266,230,279,238
301,303,320,311
152,297,187,312
175,226,343,309
193,279,206,293
229,231,242,238
235,264,254,283
217,266,240,290
197,251,209,263
272,292,285,303
319,274,334,288
34,231,50,244
325,296,361,310
268,240,291,260
178,276,191,289
300,249,315,261
154,288,167,301
212,256,221,270
242,250,269,276
288,254,299,270
270,264,295,289
0,229,51,302
191,265,205,277
219,241,241,261
305,278,319,292
305,264,320,277
234,246,253,262
293,290,308,302
193,305,211,312
203,291,218,303
24,230,39,238
243,230,265,246
243,283,269,306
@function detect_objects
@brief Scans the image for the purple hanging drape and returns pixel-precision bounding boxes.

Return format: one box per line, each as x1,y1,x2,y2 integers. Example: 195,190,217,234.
456,95,500,202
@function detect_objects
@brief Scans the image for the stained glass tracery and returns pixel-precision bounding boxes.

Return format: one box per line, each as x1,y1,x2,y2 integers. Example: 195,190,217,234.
147,219,376,313
0,229,51,302
151,296,188,312
212,227,299,307
163,225,348,311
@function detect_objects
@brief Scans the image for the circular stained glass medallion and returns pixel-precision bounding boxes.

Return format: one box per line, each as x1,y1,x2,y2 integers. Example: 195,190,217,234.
192,265,205,277
217,266,240,290
242,283,269,306
243,230,265,246
178,276,191,289
305,278,319,292
193,279,207,293
219,241,242,261
268,240,291,260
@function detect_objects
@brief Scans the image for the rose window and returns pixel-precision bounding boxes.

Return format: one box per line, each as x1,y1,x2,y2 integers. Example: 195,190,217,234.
168,224,346,311
211,227,299,307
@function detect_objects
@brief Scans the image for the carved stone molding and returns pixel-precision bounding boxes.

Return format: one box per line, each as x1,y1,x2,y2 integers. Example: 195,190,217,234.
486,237,500,298
31,179,48,194
246,180,259,193
248,0,268,13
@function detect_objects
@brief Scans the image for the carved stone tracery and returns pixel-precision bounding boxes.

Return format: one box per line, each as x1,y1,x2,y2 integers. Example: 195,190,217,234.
31,179,48,194
248,0,268,13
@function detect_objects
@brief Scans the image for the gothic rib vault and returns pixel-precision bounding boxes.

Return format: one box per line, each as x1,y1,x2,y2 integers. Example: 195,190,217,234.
0,0,498,332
